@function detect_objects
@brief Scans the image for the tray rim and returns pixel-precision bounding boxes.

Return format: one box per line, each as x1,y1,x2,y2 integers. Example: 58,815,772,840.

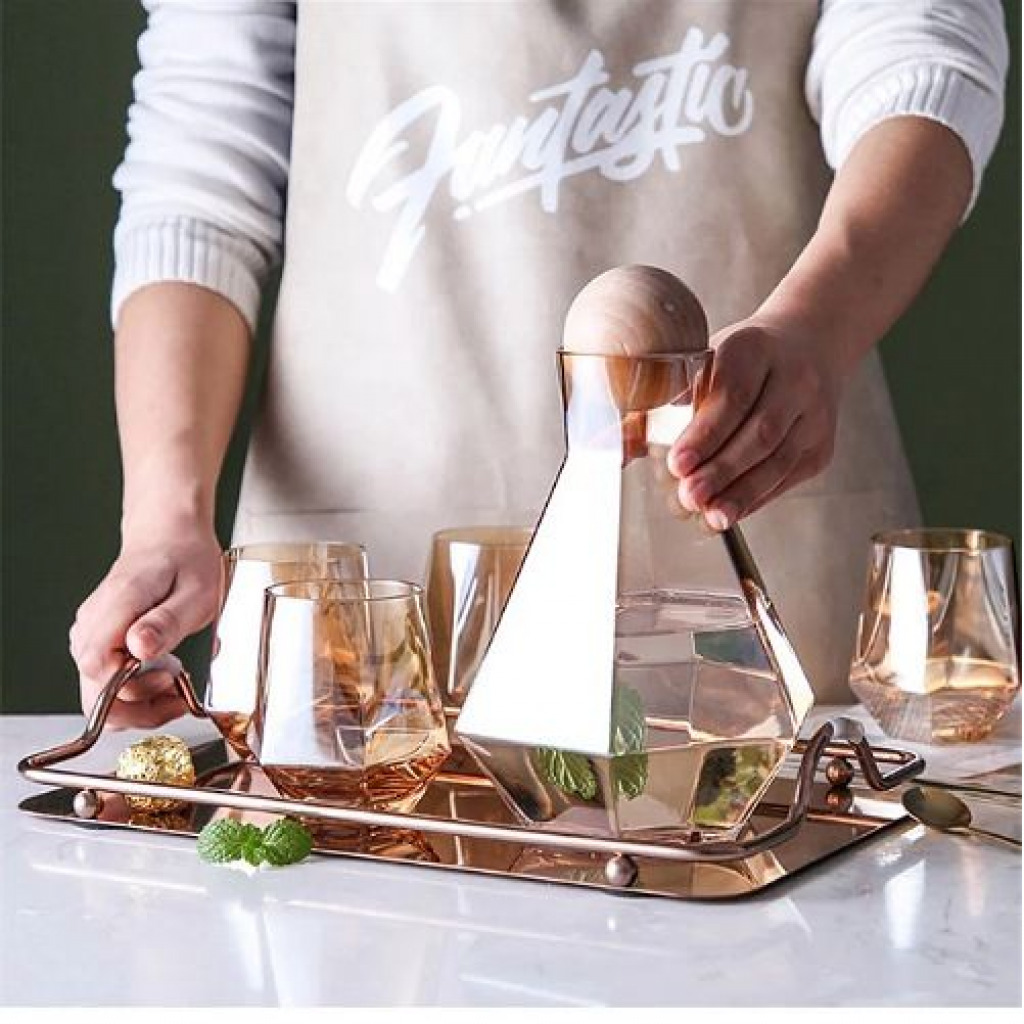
16,768,911,903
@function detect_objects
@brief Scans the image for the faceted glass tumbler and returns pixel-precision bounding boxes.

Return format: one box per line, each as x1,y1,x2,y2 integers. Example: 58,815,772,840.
251,580,450,813
850,528,1020,743
205,542,369,759
425,525,532,710
456,352,814,840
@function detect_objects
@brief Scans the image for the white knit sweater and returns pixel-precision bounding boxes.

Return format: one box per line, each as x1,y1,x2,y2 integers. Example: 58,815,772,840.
111,0,1009,333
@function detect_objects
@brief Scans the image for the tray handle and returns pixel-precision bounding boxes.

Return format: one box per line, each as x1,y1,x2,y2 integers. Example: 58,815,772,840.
18,655,205,773
820,715,925,791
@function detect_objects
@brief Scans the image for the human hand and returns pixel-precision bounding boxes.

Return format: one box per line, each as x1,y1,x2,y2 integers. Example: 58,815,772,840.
70,521,222,729
666,317,843,530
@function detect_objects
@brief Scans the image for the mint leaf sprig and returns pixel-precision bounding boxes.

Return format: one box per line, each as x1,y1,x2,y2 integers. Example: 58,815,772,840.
534,684,650,803
260,817,314,866
609,684,648,799
534,747,598,801
198,817,313,868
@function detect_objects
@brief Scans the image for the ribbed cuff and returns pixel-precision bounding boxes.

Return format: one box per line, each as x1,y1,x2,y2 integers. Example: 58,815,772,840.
111,217,266,333
833,64,1003,216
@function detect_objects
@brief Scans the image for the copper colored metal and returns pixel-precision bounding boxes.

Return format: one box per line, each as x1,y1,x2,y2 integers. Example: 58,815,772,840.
72,789,101,819
825,789,855,814
18,663,925,882
604,854,639,888
825,758,856,788
20,764,914,900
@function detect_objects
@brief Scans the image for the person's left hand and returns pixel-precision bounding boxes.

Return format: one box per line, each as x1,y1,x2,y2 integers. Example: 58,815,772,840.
666,316,843,530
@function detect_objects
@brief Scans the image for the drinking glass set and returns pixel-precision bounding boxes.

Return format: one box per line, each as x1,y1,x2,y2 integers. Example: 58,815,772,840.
192,336,1018,831
203,529,531,813
202,521,1019,821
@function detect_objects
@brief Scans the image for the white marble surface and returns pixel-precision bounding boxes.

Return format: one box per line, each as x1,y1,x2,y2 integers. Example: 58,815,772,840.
2,714,1021,1007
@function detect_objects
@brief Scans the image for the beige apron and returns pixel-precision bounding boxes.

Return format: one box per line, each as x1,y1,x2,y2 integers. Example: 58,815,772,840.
235,0,920,702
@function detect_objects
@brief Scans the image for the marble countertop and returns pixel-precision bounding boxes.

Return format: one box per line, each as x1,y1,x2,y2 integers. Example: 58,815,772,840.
2,714,1020,1008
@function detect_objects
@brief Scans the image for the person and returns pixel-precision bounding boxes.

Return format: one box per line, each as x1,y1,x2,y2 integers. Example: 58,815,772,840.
70,0,1008,728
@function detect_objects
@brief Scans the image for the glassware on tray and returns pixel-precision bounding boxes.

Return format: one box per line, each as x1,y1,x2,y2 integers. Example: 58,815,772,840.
205,542,368,758
251,579,450,813
850,528,1020,743
425,525,531,711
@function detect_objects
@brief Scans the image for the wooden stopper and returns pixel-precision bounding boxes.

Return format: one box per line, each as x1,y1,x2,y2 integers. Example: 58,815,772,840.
562,265,708,357
562,266,709,411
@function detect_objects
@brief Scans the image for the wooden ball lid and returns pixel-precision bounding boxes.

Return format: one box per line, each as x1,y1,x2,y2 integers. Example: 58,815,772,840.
562,265,708,356
562,266,709,413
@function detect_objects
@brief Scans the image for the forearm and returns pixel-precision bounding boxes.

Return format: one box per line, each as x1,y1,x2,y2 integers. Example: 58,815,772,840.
673,117,977,527
109,0,293,537
115,282,250,541
758,117,974,377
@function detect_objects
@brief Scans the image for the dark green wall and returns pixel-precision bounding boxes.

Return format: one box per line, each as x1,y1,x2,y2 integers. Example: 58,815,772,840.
2,1,1020,713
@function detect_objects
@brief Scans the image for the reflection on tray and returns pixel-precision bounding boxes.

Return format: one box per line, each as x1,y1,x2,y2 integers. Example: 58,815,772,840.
96,761,444,862
509,845,787,897
93,794,193,833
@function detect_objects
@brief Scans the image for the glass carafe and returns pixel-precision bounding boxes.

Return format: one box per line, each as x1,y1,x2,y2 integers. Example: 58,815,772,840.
456,352,814,840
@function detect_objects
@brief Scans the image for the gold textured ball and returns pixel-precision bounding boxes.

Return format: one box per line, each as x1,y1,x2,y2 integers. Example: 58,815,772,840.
115,734,196,812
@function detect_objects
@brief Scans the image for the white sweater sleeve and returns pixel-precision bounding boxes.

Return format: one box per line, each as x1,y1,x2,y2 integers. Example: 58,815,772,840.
111,0,296,333
807,0,1008,211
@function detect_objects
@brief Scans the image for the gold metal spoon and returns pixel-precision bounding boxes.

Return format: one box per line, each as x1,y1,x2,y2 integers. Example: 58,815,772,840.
902,786,1022,849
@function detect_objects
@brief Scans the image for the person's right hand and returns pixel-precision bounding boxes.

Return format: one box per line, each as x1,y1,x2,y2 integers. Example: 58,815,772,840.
70,522,223,729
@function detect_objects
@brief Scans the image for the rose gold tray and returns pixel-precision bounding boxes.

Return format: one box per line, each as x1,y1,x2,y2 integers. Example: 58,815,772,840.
17,659,925,900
